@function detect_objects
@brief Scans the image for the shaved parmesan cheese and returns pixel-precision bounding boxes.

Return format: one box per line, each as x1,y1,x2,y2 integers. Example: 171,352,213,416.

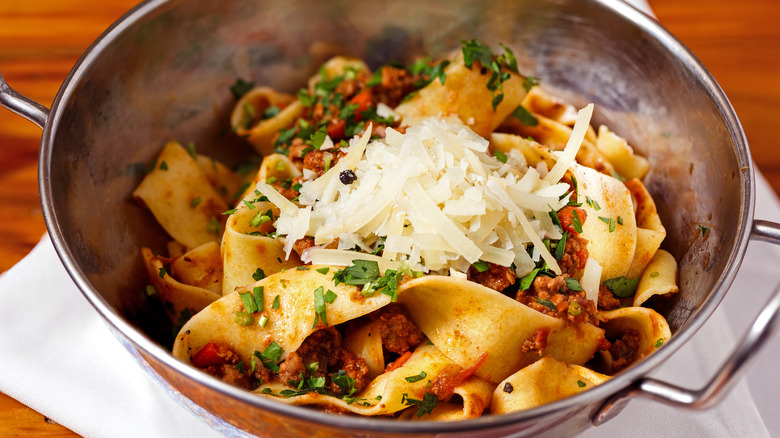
261,114,598,276
581,256,602,304
545,103,594,184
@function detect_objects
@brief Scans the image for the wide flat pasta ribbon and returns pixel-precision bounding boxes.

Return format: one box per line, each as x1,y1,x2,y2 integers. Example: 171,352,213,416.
141,246,222,325
252,343,493,419
133,141,228,250
221,204,300,295
395,57,527,138
491,356,610,414
173,266,393,364
396,275,604,383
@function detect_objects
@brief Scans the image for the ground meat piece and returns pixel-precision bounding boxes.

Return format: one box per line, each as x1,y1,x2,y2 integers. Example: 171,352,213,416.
334,72,371,100
467,262,516,292
213,364,251,389
372,66,419,108
329,349,369,396
558,206,587,236
558,234,589,275
303,149,346,177
192,342,256,389
378,305,424,355
287,138,307,169
598,285,622,310
609,329,641,372
278,350,306,385
521,328,549,355
516,275,598,325
279,327,369,394
531,275,566,297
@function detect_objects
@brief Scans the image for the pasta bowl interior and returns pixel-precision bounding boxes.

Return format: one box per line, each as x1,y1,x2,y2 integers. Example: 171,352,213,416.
38,0,752,436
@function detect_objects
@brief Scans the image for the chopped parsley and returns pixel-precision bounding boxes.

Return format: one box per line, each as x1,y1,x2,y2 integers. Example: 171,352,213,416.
331,370,357,399
332,260,412,302
585,196,601,211
533,297,556,310
519,268,541,291
252,268,266,281
315,267,330,275
255,342,284,373
190,197,201,208
296,266,309,271
549,207,562,227
259,315,269,328
312,286,329,328
698,224,709,236
511,105,539,126
649,271,660,278
564,277,582,292
230,78,255,100
186,142,197,159
158,267,167,279
494,150,508,163
655,338,665,348
603,276,640,298
522,75,540,92
571,209,583,233
405,371,427,383
472,260,490,272
249,209,272,228
554,232,568,260
461,39,519,110
402,392,438,417
611,170,626,182
159,160,168,171
272,295,280,309
577,380,586,388
599,216,616,233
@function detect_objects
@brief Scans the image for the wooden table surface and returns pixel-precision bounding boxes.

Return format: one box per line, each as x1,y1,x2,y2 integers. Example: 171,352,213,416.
1,0,779,436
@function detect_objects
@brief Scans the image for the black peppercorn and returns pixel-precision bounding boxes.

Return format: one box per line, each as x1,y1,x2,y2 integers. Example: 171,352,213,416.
339,169,357,184
503,382,514,393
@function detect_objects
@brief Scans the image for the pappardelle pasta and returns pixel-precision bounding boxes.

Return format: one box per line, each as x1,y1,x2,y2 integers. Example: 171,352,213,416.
133,40,678,420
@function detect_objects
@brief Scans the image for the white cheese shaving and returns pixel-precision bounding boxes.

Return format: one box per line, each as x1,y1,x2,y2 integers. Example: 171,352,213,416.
545,103,594,184
581,256,602,304
261,112,597,276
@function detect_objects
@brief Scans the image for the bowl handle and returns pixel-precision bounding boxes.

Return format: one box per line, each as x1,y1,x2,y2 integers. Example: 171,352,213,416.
0,70,49,129
592,222,780,425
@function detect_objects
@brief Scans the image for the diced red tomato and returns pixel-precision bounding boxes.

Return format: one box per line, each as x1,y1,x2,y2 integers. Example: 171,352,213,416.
558,206,587,236
326,118,346,139
191,342,227,368
349,89,373,121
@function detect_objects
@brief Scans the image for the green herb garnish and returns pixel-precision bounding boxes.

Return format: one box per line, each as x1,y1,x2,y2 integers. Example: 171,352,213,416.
533,297,556,310
511,105,538,126
230,78,255,100
405,371,428,383
603,276,640,298
402,392,438,417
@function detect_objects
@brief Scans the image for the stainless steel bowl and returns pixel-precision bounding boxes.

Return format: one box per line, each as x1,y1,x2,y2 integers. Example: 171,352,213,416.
4,0,780,436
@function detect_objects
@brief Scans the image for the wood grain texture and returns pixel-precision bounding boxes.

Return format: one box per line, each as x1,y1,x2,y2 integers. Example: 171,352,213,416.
0,0,778,436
